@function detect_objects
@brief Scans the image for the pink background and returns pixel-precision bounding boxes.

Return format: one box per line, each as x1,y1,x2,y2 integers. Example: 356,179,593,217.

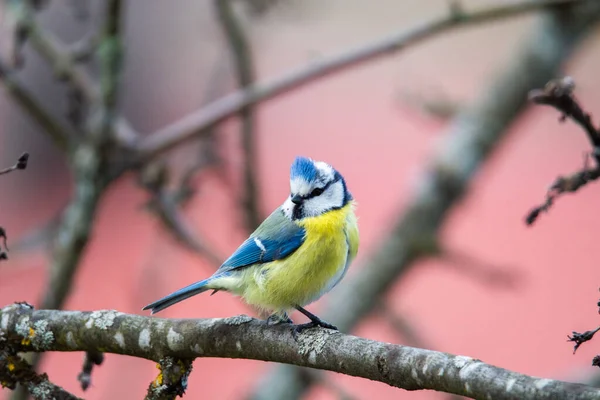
1,1,600,399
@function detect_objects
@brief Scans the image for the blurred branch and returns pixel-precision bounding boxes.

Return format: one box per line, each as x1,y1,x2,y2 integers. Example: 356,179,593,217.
251,3,600,399
138,161,223,266
77,351,104,391
376,302,430,348
438,248,521,289
40,0,123,313
1,304,599,400
298,369,358,400
16,3,126,397
215,0,262,232
9,0,136,144
0,58,73,151
134,0,592,161
525,76,600,225
17,0,96,101
0,153,29,263
396,87,461,121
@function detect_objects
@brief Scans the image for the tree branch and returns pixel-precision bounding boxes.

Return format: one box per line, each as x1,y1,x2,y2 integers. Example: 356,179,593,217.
0,57,73,151
0,304,599,400
134,0,592,161
251,3,600,399
215,0,262,232
525,76,600,225
22,3,126,394
0,153,29,176
0,348,81,400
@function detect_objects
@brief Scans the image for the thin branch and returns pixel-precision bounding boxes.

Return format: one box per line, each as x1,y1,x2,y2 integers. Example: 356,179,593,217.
8,1,136,145
215,0,262,232
144,191,223,266
530,76,600,163
569,327,600,354
134,0,592,161
376,302,431,349
18,0,96,103
138,162,223,266
77,351,104,391
0,337,81,400
0,305,599,400
27,2,125,389
252,3,600,399
0,153,29,176
439,248,521,289
0,58,73,151
525,76,600,225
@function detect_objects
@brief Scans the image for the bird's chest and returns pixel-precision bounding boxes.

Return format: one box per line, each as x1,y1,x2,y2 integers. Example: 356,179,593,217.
253,211,349,307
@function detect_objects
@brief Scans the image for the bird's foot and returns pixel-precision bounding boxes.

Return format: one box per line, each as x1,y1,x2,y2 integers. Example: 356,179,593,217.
292,319,338,339
266,313,293,326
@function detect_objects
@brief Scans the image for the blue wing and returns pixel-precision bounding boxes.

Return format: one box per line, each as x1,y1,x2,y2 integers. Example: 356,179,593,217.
216,207,305,274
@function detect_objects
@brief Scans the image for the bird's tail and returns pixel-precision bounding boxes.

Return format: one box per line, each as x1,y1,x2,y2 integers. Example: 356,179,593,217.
142,276,216,314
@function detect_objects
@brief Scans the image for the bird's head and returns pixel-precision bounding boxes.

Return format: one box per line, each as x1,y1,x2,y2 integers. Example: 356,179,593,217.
283,156,352,220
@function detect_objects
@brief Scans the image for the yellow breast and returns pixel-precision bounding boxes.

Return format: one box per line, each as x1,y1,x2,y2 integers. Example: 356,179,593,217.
241,202,359,312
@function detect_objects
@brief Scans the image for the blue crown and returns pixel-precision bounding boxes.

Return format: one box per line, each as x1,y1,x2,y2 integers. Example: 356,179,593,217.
290,156,317,182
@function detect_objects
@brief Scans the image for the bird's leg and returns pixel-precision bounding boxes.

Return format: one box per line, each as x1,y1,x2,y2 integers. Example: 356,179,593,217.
292,305,338,335
266,311,293,325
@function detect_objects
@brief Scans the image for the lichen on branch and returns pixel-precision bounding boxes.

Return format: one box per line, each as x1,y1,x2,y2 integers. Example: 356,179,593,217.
1,303,600,400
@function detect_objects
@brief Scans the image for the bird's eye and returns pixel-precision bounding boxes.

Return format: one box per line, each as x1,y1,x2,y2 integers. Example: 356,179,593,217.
310,187,324,197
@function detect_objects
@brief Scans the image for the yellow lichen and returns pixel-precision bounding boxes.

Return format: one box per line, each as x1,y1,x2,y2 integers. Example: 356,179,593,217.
153,372,163,387
7,363,15,372
20,327,35,346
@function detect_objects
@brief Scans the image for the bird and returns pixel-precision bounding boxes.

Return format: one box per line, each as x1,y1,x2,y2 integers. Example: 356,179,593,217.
142,156,359,334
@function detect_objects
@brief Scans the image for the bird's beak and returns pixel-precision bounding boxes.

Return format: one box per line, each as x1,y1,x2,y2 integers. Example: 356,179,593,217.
291,194,303,204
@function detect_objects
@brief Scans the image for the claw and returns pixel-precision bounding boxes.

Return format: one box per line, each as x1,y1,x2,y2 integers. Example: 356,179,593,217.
291,320,338,339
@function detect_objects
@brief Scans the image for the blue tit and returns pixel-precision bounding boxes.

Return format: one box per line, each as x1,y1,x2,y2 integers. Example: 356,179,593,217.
142,156,359,333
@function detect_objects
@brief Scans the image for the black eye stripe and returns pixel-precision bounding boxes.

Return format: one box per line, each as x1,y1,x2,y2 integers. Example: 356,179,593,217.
291,176,340,201
310,187,324,197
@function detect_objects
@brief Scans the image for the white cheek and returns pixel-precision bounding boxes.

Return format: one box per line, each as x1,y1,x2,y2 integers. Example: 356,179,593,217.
282,198,294,219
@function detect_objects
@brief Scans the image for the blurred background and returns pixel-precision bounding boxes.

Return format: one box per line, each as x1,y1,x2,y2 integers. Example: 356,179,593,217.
1,0,600,399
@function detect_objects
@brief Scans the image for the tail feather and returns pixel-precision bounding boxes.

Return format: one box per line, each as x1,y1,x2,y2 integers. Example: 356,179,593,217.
142,277,213,314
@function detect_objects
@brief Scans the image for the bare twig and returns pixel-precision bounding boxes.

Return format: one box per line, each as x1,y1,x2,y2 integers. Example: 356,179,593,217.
0,58,73,151
525,76,600,225
569,327,600,354
17,0,96,103
25,3,125,394
251,4,600,399
0,153,29,263
134,0,592,161
144,191,223,266
138,162,223,266
1,304,599,400
0,153,29,176
0,345,81,400
215,0,261,231
439,248,521,289
6,1,136,144
376,302,430,349
530,76,600,162
77,351,104,391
